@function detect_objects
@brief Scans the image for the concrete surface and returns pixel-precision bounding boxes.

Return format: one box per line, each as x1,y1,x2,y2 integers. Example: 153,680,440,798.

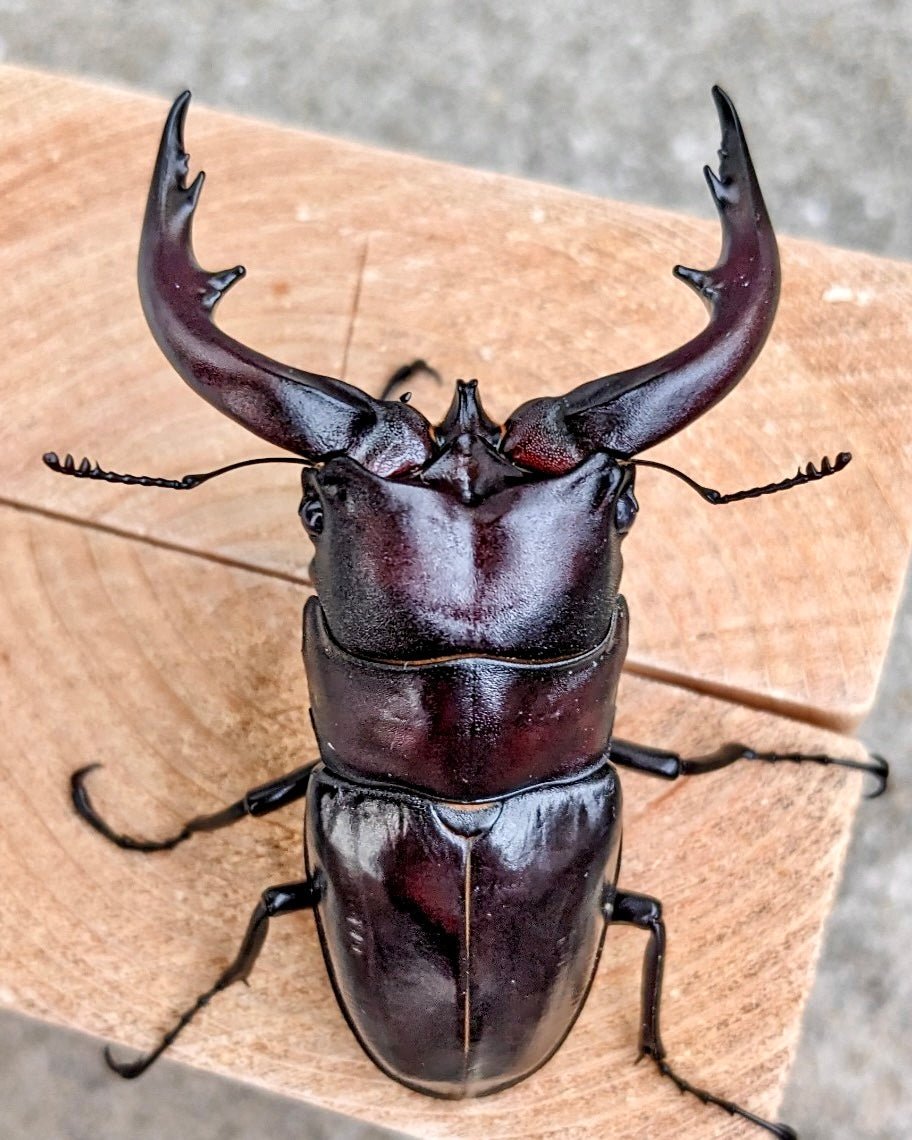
1,3,909,1138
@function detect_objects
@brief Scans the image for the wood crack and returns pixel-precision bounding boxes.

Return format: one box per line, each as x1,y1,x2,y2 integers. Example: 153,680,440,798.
340,235,370,383
1,494,864,734
0,496,313,588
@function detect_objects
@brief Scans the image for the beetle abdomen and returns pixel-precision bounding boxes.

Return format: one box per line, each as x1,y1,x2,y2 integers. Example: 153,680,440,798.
305,763,622,1097
305,596,628,800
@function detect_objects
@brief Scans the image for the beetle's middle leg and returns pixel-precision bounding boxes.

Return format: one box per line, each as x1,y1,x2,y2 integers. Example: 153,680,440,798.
71,760,317,852
610,890,797,1140
104,876,321,1078
610,738,888,797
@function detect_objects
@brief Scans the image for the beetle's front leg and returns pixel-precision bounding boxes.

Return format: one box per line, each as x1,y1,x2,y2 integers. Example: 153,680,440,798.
71,760,317,852
378,358,441,401
105,876,321,1078
610,738,888,797
610,890,797,1140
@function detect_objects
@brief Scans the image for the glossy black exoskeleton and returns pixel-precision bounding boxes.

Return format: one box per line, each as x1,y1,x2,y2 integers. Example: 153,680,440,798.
45,88,887,1140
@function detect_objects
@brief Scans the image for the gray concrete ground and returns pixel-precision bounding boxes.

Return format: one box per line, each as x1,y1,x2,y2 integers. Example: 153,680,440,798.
1,3,909,1138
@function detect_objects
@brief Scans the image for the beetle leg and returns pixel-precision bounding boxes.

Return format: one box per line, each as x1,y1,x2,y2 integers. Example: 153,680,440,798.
104,876,321,1079
70,760,318,852
610,738,889,797
611,890,797,1140
378,358,442,402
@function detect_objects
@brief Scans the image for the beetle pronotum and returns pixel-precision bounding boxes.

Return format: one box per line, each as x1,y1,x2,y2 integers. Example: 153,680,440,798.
45,87,886,1139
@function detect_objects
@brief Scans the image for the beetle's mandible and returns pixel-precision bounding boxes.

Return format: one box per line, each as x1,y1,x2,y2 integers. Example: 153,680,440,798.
44,87,888,1139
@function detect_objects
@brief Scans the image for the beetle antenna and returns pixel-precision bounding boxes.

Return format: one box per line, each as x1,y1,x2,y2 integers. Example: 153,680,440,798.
42,452,313,490
628,451,852,504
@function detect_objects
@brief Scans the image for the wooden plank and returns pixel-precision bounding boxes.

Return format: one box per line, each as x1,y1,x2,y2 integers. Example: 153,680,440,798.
1,67,910,727
0,505,870,1139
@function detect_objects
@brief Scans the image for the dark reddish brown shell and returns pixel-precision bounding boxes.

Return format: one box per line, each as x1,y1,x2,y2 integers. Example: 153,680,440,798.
305,763,622,1098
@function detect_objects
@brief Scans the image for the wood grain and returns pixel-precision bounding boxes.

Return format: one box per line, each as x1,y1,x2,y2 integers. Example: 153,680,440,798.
1,67,910,726
0,66,901,1138
0,505,868,1139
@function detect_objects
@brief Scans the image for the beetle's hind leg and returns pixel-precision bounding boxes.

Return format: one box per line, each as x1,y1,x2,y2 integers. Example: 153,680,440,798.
610,890,797,1140
105,876,321,1078
610,738,889,798
71,760,317,852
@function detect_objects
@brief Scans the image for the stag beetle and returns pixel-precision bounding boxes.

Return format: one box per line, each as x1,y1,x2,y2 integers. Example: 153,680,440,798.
44,87,887,1139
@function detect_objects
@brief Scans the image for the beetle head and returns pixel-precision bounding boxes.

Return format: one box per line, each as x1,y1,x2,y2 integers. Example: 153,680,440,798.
300,391,637,659
43,90,860,672
128,86,774,660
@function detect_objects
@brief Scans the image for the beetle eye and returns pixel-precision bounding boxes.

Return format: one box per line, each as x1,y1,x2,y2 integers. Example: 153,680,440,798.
614,487,639,535
300,490,325,535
